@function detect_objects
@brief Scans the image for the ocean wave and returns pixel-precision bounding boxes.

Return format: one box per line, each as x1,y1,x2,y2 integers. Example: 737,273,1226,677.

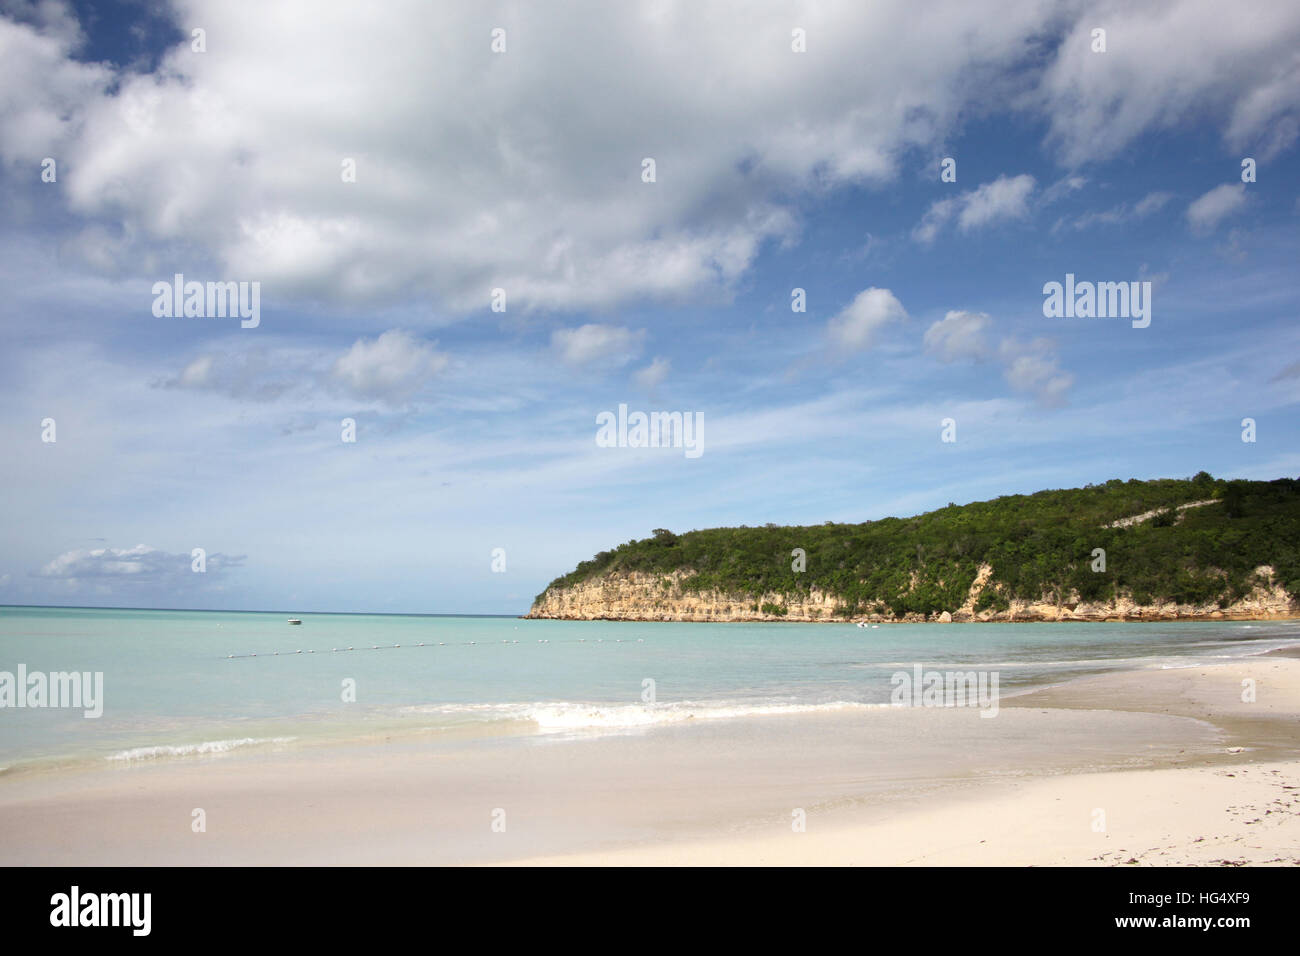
858,658,1145,670
107,736,297,762
529,700,887,730
402,699,883,732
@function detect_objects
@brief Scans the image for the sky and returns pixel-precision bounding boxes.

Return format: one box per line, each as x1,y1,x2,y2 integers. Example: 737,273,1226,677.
1,0,1298,614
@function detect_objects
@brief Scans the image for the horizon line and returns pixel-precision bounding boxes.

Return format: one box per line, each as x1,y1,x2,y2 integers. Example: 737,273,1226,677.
0,603,524,618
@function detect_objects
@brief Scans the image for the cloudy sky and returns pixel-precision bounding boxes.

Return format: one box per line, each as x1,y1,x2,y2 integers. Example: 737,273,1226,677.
1,0,1298,614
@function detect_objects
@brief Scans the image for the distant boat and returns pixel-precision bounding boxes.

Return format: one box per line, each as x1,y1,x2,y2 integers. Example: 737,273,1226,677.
287,618,302,625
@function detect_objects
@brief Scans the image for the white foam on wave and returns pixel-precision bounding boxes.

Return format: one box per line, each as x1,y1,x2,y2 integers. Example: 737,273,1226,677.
107,736,297,762
402,699,883,733
528,700,883,730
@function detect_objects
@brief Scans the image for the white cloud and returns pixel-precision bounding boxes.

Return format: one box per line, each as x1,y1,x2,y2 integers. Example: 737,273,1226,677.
1186,183,1249,234
998,338,1074,407
924,311,1073,405
634,356,671,389
1039,1,1300,165
551,324,645,368
912,197,958,245
176,354,215,388
331,329,449,402
958,175,1037,230
1063,190,1174,231
923,310,992,362
3,1,1293,313
0,8,109,165
0,1,1089,314
1041,175,1088,205
826,288,907,351
156,331,448,404
1134,191,1175,217
37,544,244,581
158,348,298,402
913,174,1036,243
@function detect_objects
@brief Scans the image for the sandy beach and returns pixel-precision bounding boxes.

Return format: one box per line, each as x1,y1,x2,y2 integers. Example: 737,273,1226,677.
1,653,1297,866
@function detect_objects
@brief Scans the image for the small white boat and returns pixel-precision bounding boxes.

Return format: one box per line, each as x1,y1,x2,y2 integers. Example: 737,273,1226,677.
287,618,302,625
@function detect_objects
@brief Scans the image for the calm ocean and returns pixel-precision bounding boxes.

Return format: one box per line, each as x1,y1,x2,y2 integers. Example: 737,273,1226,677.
2,605,1297,773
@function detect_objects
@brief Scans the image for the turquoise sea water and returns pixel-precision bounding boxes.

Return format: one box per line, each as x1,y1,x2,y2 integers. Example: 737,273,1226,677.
2,605,1298,773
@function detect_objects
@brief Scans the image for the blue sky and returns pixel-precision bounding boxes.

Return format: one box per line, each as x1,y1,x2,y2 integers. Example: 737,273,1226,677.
1,0,1298,614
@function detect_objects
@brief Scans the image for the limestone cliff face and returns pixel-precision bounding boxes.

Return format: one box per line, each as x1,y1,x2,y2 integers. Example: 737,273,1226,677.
526,570,849,622
525,564,1297,623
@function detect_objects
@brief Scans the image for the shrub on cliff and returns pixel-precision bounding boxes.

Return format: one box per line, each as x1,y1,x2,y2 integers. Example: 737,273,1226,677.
534,475,1300,613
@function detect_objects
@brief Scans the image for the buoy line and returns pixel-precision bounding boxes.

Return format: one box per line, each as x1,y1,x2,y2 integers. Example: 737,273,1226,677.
225,637,645,660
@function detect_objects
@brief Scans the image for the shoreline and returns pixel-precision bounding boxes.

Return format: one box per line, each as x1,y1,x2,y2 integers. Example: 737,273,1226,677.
523,612,1300,623
509,651,1300,866
1,652,1297,865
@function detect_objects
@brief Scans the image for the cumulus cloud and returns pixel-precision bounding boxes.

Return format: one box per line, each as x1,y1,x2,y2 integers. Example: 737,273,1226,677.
330,329,448,402
551,324,645,368
923,311,1073,405
1039,1,1300,165
998,338,1074,407
0,5,109,165
634,356,671,389
2,1,1293,312
156,329,446,404
826,287,908,351
923,310,993,362
913,175,1036,243
12,0,1288,315
13,0,1055,311
1186,183,1249,234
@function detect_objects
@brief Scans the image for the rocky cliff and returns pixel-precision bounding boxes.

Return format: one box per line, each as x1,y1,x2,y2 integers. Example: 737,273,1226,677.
526,563,1296,623
527,477,1300,623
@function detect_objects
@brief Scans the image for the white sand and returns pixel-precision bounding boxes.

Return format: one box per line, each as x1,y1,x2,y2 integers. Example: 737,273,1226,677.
1,656,1297,866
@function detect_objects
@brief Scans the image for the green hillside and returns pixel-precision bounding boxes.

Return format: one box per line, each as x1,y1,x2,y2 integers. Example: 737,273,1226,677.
533,474,1300,618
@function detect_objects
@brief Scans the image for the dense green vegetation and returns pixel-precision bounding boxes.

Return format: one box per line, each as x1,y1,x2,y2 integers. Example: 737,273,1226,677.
534,475,1300,618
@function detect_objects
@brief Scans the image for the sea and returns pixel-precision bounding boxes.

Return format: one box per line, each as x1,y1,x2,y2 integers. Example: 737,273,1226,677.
2,605,1298,775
